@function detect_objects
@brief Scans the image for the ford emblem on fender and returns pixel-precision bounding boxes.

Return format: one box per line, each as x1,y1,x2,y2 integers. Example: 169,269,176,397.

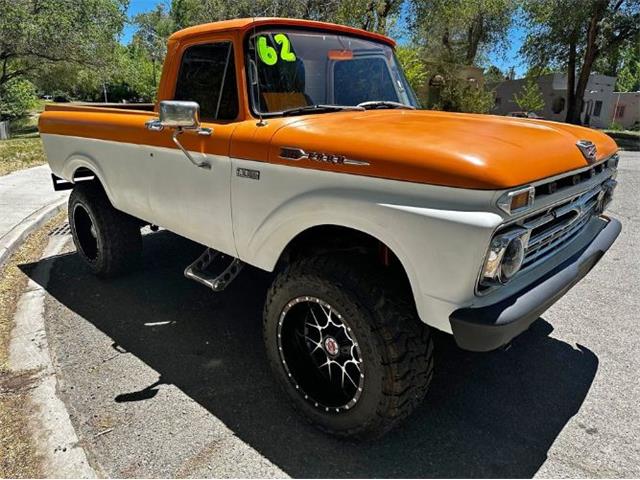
576,140,597,163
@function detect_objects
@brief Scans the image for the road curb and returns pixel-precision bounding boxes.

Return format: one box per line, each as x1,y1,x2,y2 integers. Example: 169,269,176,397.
0,198,67,269
9,234,98,478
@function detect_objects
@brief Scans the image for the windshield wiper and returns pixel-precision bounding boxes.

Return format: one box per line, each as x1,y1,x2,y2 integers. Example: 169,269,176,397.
282,104,364,117
357,100,415,110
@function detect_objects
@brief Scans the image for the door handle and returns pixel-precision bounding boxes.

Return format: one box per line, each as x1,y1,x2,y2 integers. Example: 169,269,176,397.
145,119,164,131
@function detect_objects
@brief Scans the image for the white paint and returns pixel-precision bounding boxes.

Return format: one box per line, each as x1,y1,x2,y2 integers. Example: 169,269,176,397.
41,133,510,332
9,234,97,478
230,158,502,331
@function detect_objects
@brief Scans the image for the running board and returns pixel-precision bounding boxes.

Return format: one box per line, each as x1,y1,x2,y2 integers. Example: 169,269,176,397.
184,248,244,292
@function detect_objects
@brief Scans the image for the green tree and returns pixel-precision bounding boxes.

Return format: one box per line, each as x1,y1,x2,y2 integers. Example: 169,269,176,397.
0,78,37,121
336,0,403,35
133,4,174,88
614,42,640,91
522,0,640,124
409,0,516,66
168,0,403,34
524,65,554,78
512,78,545,112
425,63,495,113
484,65,505,84
396,45,428,94
0,0,127,91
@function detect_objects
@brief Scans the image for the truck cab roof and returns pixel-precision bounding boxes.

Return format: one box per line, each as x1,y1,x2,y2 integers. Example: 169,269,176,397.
167,17,395,47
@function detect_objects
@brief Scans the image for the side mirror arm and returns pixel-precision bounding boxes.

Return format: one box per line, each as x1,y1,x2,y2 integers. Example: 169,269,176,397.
145,120,212,170
171,128,211,170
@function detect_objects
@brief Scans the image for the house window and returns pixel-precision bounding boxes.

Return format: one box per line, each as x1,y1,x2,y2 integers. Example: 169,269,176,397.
495,97,502,105
552,97,565,114
615,105,626,119
593,100,602,117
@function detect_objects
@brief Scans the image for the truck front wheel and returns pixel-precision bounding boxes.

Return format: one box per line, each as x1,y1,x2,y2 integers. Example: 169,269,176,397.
68,183,142,278
263,255,434,439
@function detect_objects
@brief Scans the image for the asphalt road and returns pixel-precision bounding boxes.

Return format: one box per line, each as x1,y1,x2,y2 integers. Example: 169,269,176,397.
22,152,639,478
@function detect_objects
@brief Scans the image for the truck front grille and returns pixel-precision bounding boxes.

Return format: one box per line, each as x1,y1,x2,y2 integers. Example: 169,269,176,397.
520,186,603,269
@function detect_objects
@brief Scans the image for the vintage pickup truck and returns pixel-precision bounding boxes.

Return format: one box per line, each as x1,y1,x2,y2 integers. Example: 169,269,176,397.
39,18,621,438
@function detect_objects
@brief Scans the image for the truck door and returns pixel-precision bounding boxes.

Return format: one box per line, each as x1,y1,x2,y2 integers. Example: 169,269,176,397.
145,41,239,256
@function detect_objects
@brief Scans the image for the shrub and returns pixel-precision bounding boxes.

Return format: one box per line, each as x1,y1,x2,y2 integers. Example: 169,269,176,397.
0,79,38,121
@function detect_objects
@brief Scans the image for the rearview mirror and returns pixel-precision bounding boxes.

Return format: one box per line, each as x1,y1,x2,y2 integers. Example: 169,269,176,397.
158,100,201,129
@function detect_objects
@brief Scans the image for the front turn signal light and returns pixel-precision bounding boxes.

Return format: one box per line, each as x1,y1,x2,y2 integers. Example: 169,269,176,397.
497,186,535,215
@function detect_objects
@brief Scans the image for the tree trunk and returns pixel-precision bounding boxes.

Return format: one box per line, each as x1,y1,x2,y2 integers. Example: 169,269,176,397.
566,0,607,125
465,15,484,65
0,121,10,140
565,40,577,123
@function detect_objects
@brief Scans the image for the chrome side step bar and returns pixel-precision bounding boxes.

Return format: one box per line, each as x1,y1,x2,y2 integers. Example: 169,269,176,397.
184,248,244,292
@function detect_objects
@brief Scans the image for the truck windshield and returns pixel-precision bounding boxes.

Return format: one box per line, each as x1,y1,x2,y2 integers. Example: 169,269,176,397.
246,30,419,115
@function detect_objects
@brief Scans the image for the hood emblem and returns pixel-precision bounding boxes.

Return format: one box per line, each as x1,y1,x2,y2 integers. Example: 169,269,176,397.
576,140,597,164
279,147,369,166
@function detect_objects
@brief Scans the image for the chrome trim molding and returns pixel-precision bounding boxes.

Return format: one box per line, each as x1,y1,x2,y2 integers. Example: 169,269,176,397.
279,147,370,166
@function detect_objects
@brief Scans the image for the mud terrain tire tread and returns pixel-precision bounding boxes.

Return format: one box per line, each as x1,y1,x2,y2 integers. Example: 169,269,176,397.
263,255,434,439
68,182,142,278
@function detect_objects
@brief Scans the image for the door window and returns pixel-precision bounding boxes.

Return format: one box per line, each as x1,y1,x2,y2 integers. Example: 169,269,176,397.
174,42,239,121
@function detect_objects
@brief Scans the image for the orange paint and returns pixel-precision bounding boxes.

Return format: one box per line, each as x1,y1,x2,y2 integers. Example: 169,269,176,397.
327,49,354,60
38,17,619,190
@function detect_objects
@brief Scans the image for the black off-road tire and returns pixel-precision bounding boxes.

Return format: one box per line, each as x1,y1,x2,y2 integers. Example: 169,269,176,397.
263,255,434,439
68,182,142,278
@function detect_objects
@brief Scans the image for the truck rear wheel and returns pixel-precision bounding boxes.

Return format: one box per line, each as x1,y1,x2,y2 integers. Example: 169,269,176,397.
263,255,434,439
68,183,142,278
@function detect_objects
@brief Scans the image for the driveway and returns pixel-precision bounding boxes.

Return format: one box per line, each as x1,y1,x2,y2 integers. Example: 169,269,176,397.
20,152,639,477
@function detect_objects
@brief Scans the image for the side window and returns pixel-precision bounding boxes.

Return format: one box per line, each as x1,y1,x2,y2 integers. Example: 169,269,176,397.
174,42,238,121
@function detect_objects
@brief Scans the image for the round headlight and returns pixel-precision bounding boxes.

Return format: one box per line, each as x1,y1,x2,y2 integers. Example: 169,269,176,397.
500,236,525,281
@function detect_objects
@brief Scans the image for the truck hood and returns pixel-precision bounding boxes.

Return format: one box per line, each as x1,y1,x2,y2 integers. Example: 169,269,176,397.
268,110,618,189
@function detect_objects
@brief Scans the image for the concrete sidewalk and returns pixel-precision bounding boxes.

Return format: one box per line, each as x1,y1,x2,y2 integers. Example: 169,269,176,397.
0,165,69,265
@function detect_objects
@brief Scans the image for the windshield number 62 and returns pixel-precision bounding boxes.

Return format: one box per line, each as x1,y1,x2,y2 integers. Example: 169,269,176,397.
257,34,296,66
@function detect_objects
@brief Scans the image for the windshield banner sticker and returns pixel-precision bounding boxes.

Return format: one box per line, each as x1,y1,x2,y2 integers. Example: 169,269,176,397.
257,34,296,66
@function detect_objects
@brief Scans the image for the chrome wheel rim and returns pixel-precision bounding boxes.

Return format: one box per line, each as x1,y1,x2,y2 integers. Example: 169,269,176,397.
277,296,364,412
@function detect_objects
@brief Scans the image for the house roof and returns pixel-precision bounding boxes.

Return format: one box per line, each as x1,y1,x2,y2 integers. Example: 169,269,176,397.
168,17,395,47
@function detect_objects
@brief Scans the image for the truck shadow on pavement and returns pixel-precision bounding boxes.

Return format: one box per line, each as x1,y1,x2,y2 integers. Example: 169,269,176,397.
22,230,599,478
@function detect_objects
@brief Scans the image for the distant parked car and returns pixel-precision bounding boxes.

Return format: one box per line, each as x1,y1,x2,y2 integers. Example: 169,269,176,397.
506,111,544,119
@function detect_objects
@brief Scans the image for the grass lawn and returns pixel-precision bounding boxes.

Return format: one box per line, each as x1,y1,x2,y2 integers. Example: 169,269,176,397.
0,113,46,176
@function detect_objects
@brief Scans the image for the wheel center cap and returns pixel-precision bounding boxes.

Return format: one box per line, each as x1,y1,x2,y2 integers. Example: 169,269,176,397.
324,336,339,357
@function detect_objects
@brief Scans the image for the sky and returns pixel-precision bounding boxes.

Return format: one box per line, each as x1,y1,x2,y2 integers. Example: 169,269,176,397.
123,0,527,77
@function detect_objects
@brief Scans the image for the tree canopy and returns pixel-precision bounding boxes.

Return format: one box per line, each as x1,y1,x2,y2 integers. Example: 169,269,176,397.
522,0,640,123
410,0,516,65
2,0,638,122
0,0,127,89
513,78,545,112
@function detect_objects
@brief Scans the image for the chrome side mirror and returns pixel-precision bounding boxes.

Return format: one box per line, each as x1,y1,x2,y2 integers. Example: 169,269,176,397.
145,100,213,170
145,101,212,134
159,100,201,129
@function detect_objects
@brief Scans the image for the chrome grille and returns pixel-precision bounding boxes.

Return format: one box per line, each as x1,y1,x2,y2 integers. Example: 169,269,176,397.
521,186,602,268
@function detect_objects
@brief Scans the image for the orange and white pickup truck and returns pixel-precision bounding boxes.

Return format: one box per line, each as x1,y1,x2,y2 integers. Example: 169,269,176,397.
39,18,621,438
